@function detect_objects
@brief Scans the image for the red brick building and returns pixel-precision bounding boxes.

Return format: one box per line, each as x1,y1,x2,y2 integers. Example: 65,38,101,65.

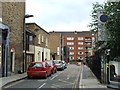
49,31,95,62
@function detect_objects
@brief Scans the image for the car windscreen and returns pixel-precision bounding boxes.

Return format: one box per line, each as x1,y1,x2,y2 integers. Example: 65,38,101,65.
47,61,53,66
29,63,43,68
54,61,61,64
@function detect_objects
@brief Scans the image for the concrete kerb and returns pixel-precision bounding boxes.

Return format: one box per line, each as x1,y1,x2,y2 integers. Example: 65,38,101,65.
0,73,27,89
80,65,107,88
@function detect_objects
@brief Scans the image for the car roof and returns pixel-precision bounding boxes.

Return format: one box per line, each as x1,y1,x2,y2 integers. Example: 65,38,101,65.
30,62,44,64
53,60,61,61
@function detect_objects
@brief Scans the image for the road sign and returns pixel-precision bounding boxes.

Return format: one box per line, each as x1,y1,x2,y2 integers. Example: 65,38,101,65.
99,14,107,23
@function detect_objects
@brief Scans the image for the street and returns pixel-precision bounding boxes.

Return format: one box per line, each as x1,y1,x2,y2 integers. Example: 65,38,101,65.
2,64,81,89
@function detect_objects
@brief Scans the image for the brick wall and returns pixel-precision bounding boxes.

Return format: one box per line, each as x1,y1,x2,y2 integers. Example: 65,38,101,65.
2,2,25,73
49,32,61,60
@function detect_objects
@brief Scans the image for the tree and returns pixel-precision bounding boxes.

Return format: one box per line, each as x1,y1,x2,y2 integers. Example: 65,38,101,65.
88,2,103,32
89,1,120,60
104,2,120,58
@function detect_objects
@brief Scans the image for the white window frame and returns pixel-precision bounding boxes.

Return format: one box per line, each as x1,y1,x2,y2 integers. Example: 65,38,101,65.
67,37,74,40
67,42,74,45
69,52,74,55
42,36,44,42
46,37,48,47
70,57,74,60
78,47,83,50
69,47,74,50
78,57,83,60
38,34,41,44
78,37,84,40
78,42,83,45
78,52,83,55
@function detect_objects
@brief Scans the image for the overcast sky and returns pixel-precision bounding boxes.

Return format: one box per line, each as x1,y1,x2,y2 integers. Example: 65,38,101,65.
26,0,105,32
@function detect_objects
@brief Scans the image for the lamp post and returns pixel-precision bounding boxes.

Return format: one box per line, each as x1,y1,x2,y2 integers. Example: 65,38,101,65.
60,33,62,60
22,14,33,73
105,49,110,84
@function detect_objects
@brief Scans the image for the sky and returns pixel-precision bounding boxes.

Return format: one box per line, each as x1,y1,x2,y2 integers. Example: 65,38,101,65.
26,0,105,32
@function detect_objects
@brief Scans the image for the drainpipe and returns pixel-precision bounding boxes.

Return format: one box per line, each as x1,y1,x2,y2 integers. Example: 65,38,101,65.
22,14,33,73
60,33,62,60
5,30,9,77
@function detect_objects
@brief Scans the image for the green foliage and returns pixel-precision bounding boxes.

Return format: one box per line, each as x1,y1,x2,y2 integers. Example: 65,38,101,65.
88,2,103,32
104,2,120,57
89,1,120,58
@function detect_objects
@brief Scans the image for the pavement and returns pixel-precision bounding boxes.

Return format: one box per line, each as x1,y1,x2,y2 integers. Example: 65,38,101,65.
0,64,108,89
0,73,27,90
79,65,107,89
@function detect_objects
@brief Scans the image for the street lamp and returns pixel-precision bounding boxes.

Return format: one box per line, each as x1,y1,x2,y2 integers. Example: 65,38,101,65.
22,14,33,73
105,48,110,84
25,14,34,18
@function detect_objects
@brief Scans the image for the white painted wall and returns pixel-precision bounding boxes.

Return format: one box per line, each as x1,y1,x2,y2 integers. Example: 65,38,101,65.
35,46,43,62
35,46,50,62
44,48,50,60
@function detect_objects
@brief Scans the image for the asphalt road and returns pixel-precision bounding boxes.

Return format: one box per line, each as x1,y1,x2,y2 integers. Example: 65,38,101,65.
3,64,82,90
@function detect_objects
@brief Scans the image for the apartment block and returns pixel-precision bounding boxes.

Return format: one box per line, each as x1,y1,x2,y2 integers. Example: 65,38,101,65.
49,31,95,62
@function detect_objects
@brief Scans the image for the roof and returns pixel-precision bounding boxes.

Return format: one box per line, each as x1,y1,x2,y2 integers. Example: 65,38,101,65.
0,22,10,30
25,28,36,36
49,31,92,36
26,22,49,34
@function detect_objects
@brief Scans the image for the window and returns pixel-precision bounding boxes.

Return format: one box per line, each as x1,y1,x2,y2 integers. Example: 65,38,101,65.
78,37,84,40
87,47,92,50
70,57,74,60
87,42,91,45
29,63,43,68
67,37,74,40
42,36,44,42
78,57,83,60
78,52,83,55
78,47,83,50
67,42,74,45
38,34,41,44
78,42,83,45
85,38,91,41
69,52,74,55
29,35,34,45
29,36,33,41
69,47,74,50
57,47,60,55
46,37,48,46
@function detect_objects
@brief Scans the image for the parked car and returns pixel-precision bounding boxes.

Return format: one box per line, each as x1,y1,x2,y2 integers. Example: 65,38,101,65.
45,60,57,74
62,60,67,69
27,62,51,79
53,60,64,70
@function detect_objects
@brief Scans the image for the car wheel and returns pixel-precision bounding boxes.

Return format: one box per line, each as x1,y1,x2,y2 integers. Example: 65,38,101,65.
44,72,47,79
55,69,57,73
62,67,64,70
27,76,31,79
51,70,54,74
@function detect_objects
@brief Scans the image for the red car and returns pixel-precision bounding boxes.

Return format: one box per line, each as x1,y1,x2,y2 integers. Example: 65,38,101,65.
46,60,57,74
27,62,52,78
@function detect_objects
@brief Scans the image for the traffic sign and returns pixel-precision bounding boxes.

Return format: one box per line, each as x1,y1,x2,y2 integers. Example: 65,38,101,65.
99,14,107,23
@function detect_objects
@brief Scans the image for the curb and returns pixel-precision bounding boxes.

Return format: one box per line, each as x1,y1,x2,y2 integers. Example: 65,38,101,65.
1,75,27,89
